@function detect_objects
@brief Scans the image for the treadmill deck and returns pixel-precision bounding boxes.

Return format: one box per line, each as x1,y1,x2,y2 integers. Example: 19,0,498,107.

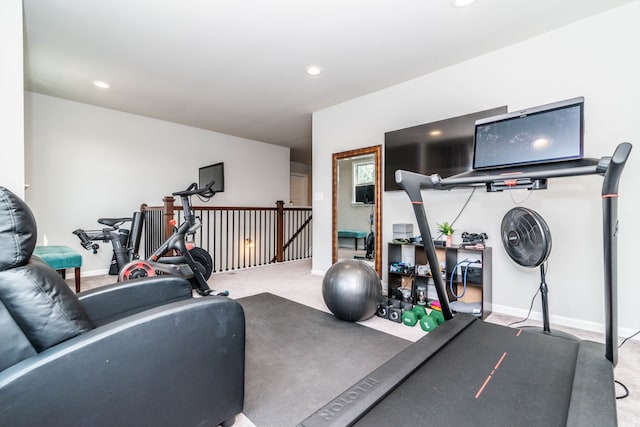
299,315,615,427
356,319,577,426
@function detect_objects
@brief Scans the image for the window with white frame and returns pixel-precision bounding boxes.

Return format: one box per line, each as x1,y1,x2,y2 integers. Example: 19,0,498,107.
352,159,375,204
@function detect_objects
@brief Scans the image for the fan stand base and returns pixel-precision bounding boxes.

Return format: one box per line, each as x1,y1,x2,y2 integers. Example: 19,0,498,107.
517,326,580,342
515,265,579,342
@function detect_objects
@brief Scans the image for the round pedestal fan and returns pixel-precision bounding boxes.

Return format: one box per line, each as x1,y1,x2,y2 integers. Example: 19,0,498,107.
501,207,569,337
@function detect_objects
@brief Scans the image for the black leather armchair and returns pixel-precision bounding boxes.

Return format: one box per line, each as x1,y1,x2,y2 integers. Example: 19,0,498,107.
0,186,245,427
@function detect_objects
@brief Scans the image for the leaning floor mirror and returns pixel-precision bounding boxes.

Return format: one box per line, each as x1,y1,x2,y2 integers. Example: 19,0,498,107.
332,145,382,277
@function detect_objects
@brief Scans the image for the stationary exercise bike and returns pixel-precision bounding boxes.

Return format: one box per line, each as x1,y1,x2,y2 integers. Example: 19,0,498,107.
74,181,223,296
74,216,136,275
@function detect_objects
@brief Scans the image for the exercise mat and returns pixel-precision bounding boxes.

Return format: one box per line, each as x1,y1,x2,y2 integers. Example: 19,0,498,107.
237,292,410,427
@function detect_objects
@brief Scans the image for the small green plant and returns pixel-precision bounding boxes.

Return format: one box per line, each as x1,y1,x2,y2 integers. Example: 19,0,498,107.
437,221,454,236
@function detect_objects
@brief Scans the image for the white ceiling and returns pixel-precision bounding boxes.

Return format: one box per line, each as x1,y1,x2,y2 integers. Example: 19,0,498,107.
22,0,634,164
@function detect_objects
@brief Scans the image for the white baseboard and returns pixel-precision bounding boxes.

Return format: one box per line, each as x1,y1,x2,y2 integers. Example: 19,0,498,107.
81,268,110,277
491,303,638,341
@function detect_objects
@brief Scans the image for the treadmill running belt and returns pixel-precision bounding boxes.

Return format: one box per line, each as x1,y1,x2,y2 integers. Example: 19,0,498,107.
355,321,578,427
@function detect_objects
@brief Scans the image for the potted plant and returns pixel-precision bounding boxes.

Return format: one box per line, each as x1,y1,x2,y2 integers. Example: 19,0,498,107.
437,221,455,247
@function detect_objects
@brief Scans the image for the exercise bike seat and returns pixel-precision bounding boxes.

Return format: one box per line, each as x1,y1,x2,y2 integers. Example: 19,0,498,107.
97,217,132,227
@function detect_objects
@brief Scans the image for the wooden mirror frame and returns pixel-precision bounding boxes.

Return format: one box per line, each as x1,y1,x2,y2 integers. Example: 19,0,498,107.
332,145,382,277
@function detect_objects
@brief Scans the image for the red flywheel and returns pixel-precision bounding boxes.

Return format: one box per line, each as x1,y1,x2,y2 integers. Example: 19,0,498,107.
119,261,156,281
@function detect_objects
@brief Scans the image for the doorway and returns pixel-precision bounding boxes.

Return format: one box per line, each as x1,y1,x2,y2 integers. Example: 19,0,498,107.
290,173,309,206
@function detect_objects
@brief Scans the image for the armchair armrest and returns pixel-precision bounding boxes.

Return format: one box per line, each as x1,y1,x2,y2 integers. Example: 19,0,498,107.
0,296,245,427
77,276,193,325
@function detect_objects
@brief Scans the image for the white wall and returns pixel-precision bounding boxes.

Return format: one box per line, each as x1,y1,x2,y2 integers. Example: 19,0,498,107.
0,0,24,197
25,92,290,274
312,2,640,335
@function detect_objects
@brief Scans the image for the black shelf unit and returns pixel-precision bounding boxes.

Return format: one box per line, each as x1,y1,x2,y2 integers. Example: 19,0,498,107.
387,243,492,319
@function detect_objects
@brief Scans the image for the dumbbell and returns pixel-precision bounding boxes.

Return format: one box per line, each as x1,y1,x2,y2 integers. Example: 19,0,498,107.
387,298,403,323
419,315,437,332
429,309,445,325
389,307,403,323
376,302,389,319
419,309,445,332
402,305,428,327
377,298,399,319
401,301,414,311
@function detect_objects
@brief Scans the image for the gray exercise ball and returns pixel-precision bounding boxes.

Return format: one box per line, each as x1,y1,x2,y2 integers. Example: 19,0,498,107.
322,260,382,322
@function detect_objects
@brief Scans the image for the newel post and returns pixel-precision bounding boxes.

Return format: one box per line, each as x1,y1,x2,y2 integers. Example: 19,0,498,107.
276,200,285,262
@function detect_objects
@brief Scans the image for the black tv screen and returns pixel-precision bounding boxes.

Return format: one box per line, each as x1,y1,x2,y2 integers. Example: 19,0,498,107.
473,97,584,170
199,162,224,192
355,184,375,204
384,106,507,191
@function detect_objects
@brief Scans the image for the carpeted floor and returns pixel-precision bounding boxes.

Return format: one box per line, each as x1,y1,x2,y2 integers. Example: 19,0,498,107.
74,259,640,427
237,292,410,426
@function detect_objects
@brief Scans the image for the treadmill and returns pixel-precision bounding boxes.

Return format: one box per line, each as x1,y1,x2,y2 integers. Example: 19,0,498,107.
299,142,631,427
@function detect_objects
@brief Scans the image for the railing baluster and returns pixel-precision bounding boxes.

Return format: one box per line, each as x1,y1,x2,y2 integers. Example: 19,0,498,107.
140,201,312,272
236,210,240,270
214,210,219,273
258,210,263,266
225,210,229,271
249,210,252,267
269,209,273,263
242,210,246,269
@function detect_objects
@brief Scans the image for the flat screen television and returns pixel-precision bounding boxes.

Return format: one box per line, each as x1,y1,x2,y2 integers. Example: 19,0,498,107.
473,96,584,170
355,184,375,204
384,106,507,191
198,162,225,192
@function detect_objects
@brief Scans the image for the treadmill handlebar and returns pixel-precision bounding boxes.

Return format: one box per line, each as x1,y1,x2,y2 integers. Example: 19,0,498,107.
395,169,454,321
394,170,441,201
396,143,631,196
602,142,632,196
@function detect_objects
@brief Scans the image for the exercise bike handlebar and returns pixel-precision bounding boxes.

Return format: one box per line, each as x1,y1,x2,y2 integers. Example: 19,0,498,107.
73,227,120,253
172,180,216,199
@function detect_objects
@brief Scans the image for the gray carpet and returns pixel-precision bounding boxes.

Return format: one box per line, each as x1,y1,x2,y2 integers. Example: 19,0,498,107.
237,292,411,427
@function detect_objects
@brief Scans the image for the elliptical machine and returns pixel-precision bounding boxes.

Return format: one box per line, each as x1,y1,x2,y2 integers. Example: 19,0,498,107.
74,181,223,296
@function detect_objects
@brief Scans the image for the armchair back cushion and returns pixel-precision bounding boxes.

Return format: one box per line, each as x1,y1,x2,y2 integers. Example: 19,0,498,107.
0,300,36,371
0,186,37,271
0,187,94,354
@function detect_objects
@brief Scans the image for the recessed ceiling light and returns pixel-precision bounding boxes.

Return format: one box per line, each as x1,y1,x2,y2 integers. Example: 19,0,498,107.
430,130,443,136
452,0,476,7
92,80,111,89
305,66,322,76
